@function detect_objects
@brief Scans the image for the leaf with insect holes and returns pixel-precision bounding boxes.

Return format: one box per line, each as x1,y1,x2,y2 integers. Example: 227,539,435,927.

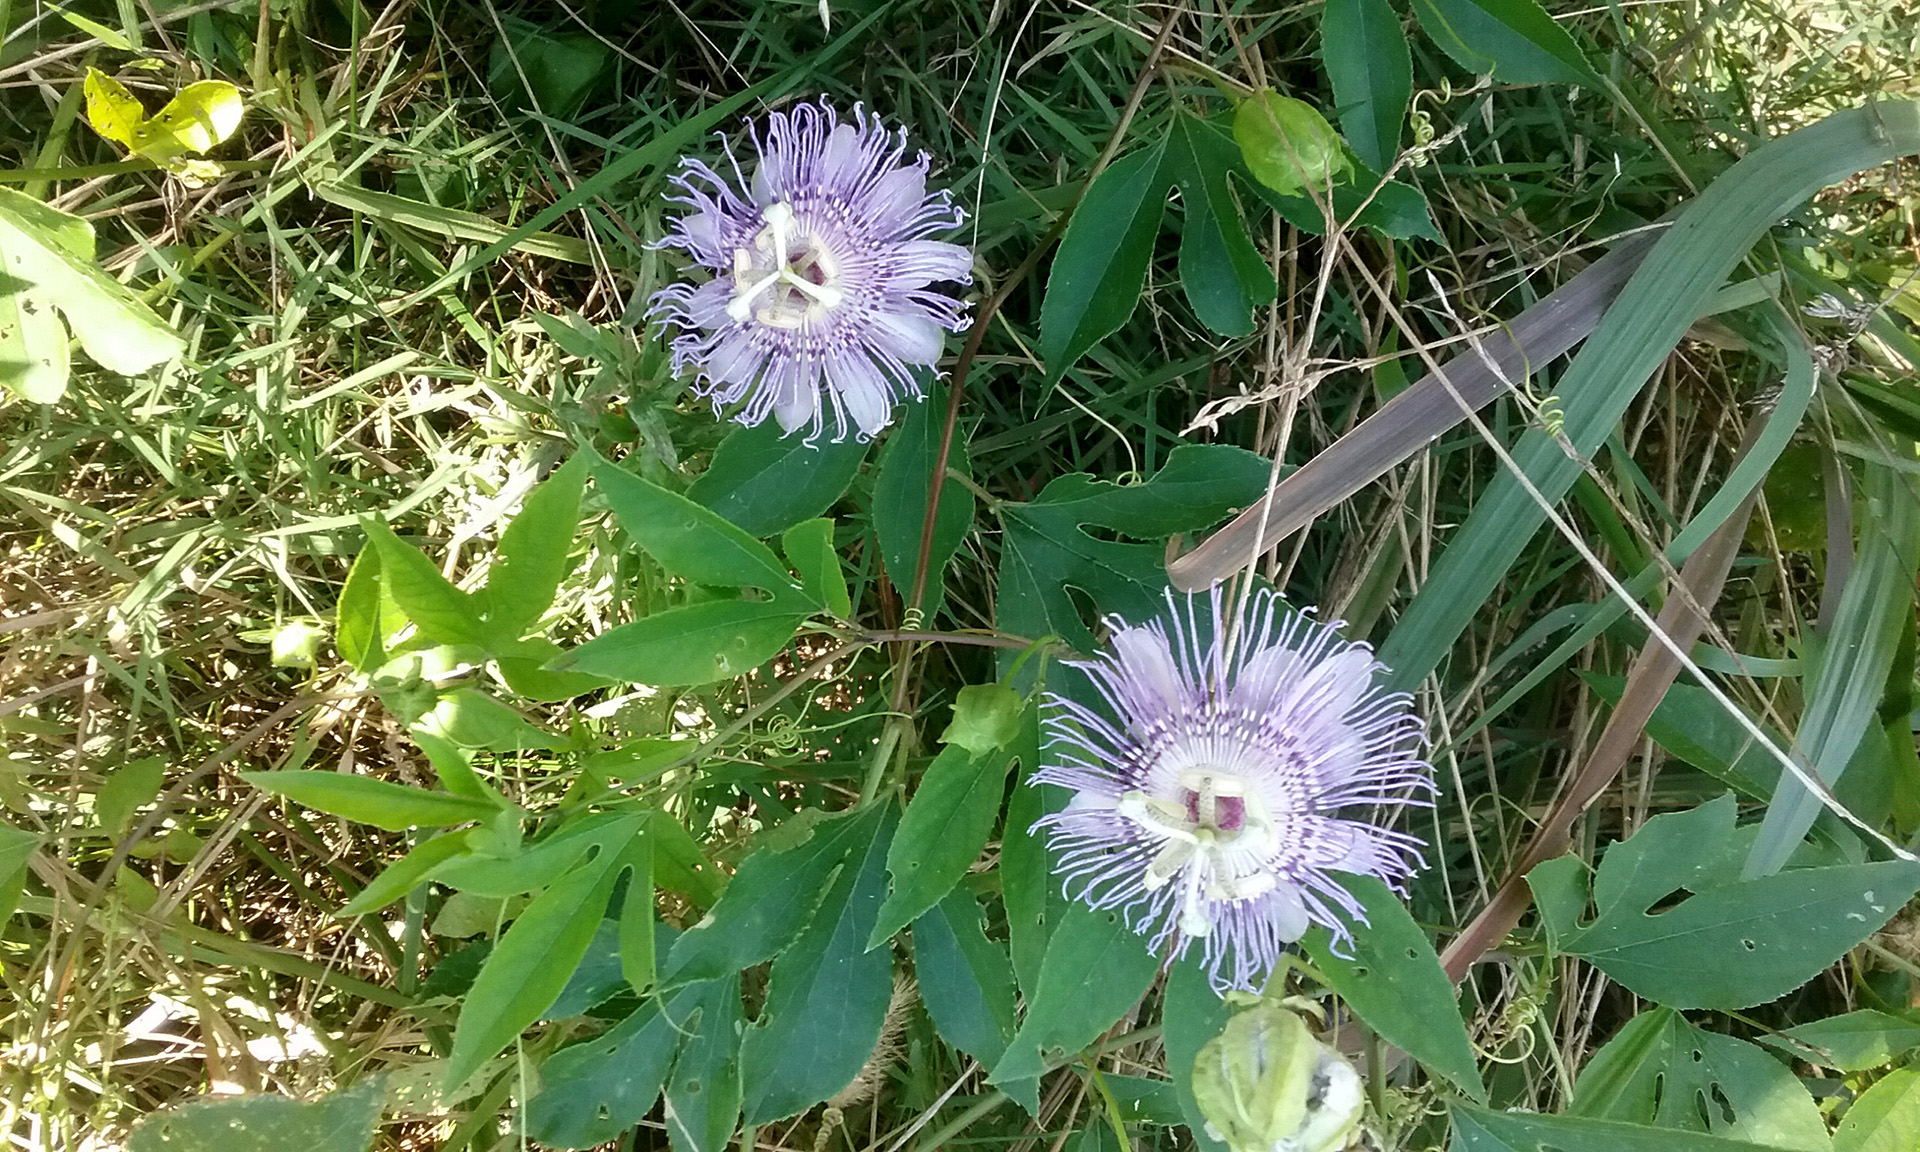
84,69,244,165
1529,795,1920,1010
1569,1008,1828,1151
128,1080,382,1152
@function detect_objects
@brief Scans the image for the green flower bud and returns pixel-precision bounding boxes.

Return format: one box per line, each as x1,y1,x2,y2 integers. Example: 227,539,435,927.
940,683,1023,755
1233,91,1353,198
1190,1002,1366,1152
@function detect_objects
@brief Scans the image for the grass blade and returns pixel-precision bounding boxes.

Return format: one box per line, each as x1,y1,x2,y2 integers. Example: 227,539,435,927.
1378,100,1920,688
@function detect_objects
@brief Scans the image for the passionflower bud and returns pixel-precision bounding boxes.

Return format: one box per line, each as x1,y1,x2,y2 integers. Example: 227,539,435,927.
1190,1001,1364,1152
1233,91,1352,198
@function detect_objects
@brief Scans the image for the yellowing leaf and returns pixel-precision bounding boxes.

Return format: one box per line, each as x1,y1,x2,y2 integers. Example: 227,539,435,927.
143,81,244,157
83,68,145,150
82,69,244,167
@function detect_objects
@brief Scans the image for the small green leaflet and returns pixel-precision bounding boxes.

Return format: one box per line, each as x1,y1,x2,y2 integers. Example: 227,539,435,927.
1410,0,1598,86
1040,112,1434,376
1302,873,1485,1100
560,460,819,685
241,771,504,831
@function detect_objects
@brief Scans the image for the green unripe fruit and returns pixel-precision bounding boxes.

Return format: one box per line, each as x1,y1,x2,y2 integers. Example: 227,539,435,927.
1233,91,1353,198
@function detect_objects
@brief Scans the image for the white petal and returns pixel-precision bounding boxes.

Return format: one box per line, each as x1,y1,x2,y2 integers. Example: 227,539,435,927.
683,280,735,329
1266,881,1310,941
773,382,817,434
1110,625,1184,719
864,165,929,234
704,331,765,387
866,309,943,363
820,123,864,189
890,239,973,285
1291,647,1373,725
1237,644,1302,711
829,354,895,436
678,211,725,264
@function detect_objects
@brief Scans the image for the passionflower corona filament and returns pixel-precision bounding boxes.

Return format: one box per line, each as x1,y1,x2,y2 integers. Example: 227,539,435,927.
650,99,973,442
1032,587,1433,993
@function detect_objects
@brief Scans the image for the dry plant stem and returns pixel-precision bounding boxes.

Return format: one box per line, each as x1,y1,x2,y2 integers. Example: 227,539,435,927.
1335,238,1917,921
1169,225,1668,590
1437,410,1773,982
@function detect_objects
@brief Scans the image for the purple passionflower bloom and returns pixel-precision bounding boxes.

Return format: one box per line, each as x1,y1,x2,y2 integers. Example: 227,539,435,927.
1033,587,1434,994
649,99,973,442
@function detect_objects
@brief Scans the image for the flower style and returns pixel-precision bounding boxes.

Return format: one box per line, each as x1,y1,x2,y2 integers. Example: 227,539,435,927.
650,100,973,442
1032,587,1433,993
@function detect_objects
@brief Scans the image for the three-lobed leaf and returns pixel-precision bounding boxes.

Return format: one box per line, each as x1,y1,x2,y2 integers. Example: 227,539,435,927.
445,819,648,1090
1568,1008,1828,1151
995,443,1271,676
478,453,588,642
739,805,898,1125
1529,795,1920,1010
1321,0,1413,172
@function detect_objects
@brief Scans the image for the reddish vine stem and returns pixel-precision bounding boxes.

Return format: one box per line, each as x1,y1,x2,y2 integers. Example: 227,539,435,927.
882,12,1188,770
904,6,1185,622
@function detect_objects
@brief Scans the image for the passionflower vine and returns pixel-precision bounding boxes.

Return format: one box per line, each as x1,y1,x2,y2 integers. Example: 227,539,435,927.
1033,587,1433,993
649,99,972,442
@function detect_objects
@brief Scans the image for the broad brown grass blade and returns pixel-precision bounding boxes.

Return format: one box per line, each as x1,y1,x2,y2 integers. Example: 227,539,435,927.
1167,227,1663,591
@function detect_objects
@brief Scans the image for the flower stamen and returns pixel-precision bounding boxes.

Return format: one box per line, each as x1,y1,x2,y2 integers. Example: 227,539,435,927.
726,200,847,327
